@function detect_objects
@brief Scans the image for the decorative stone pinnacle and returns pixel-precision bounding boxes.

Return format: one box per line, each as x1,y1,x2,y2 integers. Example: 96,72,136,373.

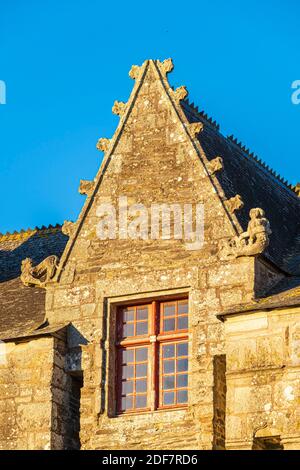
129,65,141,80
112,101,127,117
96,138,110,152
294,183,300,196
62,221,76,237
79,180,95,197
158,58,174,75
189,122,203,137
226,195,244,213
173,86,188,102
207,157,224,175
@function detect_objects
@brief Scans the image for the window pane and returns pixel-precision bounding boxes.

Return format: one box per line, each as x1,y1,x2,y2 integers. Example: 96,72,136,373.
122,365,134,379
178,301,188,315
121,380,134,394
136,363,147,378
163,344,175,358
136,379,147,393
177,374,188,388
178,316,188,330
163,359,175,374
163,376,175,390
136,395,147,409
164,304,175,317
123,323,134,338
123,308,134,322
136,321,148,336
163,391,175,406
122,396,133,410
136,307,148,320
177,358,188,372
122,349,134,364
177,343,188,357
163,318,175,332
177,390,188,404
136,348,148,362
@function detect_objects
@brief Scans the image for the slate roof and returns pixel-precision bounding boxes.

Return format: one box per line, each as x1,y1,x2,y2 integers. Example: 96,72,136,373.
0,226,68,340
181,100,300,276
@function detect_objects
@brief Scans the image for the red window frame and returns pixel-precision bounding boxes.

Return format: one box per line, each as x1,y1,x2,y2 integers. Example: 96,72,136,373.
115,298,189,414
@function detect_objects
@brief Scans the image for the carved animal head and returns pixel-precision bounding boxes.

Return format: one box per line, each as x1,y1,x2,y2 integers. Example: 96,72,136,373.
250,208,265,220
21,258,33,273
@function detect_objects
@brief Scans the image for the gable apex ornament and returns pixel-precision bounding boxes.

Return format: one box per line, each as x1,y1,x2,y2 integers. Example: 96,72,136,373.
173,86,188,102
112,101,127,117
21,256,59,288
158,58,174,75
220,208,272,259
96,138,110,152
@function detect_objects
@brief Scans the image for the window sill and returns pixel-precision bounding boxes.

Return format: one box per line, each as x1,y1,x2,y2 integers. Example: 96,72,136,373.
113,406,188,419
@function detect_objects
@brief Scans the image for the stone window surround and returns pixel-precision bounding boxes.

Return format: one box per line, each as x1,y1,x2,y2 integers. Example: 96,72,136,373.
105,287,191,418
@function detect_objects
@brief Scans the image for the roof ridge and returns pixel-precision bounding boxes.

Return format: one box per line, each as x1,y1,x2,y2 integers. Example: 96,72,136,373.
0,223,62,241
182,99,220,131
226,135,298,196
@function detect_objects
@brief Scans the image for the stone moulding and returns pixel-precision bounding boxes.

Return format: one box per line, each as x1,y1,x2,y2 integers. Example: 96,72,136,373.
220,208,272,259
173,86,188,102
112,101,127,117
207,156,223,175
79,180,96,197
225,194,244,213
62,221,76,238
189,122,204,138
96,138,110,152
20,255,59,288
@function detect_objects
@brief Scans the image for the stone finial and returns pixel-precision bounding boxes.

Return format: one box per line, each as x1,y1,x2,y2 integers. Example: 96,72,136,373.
294,183,300,196
112,101,127,117
21,255,59,288
207,157,223,175
173,86,188,102
79,180,95,197
158,58,174,75
96,138,110,152
226,195,244,213
189,122,203,138
62,221,76,238
129,65,141,80
220,208,272,259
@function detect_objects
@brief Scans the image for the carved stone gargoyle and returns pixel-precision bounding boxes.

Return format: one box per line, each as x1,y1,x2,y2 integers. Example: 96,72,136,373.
220,208,272,259
20,255,59,287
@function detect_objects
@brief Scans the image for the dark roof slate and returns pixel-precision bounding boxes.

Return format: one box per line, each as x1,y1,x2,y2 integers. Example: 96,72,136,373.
0,227,68,340
181,100,300,275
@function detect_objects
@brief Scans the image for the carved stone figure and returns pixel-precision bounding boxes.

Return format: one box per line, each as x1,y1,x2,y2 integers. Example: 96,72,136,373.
226,194,244,213
21,256,59,287
220,208,272,259
79,180,95,197
129,65,141,80
173,86,188,102
207,156,223,175
112,101,126,116
62,221,76,237
189,122,203,137
96,138,110,152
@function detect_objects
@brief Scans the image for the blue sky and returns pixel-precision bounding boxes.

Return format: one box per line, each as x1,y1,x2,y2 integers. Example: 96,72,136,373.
1,0,300,233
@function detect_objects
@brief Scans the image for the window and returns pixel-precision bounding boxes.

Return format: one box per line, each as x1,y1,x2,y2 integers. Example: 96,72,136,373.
116,298,189,414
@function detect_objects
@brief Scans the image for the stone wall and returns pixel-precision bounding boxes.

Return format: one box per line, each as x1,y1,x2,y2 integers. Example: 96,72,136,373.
224,307,300,450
